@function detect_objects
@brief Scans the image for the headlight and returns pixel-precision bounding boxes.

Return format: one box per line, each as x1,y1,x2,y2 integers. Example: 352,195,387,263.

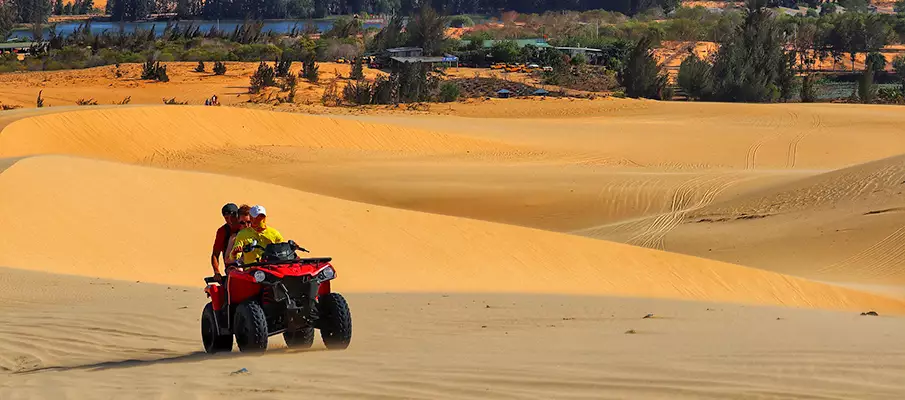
253,271,266,283
316,266,336,282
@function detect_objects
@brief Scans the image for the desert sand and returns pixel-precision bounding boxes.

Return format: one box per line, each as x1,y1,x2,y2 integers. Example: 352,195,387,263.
3,68,905,398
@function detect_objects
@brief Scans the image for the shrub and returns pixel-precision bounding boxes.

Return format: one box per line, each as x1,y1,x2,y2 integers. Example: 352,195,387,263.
141,61,170,82
213,61,227,75
342,79,374,105
37,90,45,107
302,55,319,83
195,61,206,72
877,87,904,104
283,74,298,103
439,82,460,102
350,56,364,80
800,74,819,103
76,98,98,105
163,97,188,105
116,96,132,105
249,61,277,94
321,78,341,106
274,52,293,78
449,15,475,28
234,43,282,61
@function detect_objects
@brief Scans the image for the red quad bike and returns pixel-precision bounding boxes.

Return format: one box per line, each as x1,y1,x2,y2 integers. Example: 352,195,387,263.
201,240,352,353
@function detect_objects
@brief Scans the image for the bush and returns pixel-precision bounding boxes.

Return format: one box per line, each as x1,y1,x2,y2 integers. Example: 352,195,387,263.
249,61,277,94
877,87,904,104
274,52,293,78
866,52,887,75
449,15,475,28
141,60,170,82
321,78,341,106
302,55,319,83
283,74,298,102
439,82,460,102
677,52,712,100
213,61,227,75
76,98,98,105
350,56,364,80
163,97,188,105
195,60,206,72
37,90,45,107
343,79,374,105
234,43,282,61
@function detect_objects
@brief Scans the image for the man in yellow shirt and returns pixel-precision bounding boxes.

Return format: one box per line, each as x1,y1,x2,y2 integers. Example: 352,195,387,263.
231,205,284,265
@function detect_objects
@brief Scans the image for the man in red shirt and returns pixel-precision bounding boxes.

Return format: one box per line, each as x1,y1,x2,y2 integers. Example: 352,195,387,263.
211,203,240,281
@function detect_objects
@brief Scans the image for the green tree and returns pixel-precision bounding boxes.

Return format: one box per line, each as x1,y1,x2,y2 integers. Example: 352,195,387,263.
677,52,712,100
893,54,905,92
820,2,836,15
0,2,15,39
406,5,449,56
490,40,519,63
710,0,793,102
449,15,474,28
618,35,667,100
53,0,63,15
866,51,887,74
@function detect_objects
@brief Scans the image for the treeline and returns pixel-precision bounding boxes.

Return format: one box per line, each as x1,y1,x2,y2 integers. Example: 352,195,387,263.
100,0,677,22
53,0,97,15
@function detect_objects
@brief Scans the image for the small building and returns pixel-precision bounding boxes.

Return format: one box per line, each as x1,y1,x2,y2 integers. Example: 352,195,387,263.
386,47,424,58
554,47,605,64
388,54,459,70
459,38,552,49
533,88,550,96
497,89,512,98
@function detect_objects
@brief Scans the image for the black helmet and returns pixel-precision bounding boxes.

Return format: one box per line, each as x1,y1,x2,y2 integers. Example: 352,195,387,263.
221,203,239,216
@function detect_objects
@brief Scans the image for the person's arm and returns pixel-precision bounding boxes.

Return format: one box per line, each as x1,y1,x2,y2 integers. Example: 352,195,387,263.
230,232,248,263
211,227,225,276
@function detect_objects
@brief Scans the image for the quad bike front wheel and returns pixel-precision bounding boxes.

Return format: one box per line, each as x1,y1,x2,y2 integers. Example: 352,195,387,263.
234,301,268,352
201,303,233,353
283,327,315,349
318,293,352,350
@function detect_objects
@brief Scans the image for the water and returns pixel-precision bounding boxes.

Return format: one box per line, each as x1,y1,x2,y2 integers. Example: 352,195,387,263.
8,19,384,40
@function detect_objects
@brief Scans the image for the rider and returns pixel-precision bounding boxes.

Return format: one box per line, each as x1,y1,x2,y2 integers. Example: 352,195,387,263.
211,203,240,281
230,205,284,265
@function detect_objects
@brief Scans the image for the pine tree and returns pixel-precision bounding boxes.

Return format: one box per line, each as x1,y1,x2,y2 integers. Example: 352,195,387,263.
618,35,667,100
302,54,319,83
350,56,363,80
53,0,63,15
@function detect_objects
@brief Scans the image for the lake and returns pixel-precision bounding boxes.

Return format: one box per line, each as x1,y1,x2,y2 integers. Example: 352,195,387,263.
8,19,385,40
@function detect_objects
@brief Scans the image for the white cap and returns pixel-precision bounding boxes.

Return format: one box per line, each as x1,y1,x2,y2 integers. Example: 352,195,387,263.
250,205,267,218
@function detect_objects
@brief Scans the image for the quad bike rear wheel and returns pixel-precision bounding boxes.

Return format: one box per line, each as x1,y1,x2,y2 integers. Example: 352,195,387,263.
234,301,268,352
202,303,233,353
318,293,352,350
283,327,315,349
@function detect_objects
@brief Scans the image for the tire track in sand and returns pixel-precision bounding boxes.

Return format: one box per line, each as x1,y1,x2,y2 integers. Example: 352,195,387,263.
628,174,745,250
746,110,798,170
786,113,821,169
819,223,905,280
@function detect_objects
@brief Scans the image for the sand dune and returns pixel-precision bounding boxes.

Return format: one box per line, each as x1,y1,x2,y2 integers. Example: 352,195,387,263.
4,99,905,398
3,155,903,312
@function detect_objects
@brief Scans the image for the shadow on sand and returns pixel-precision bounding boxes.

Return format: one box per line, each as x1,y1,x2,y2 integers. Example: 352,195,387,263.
14,347,328,374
